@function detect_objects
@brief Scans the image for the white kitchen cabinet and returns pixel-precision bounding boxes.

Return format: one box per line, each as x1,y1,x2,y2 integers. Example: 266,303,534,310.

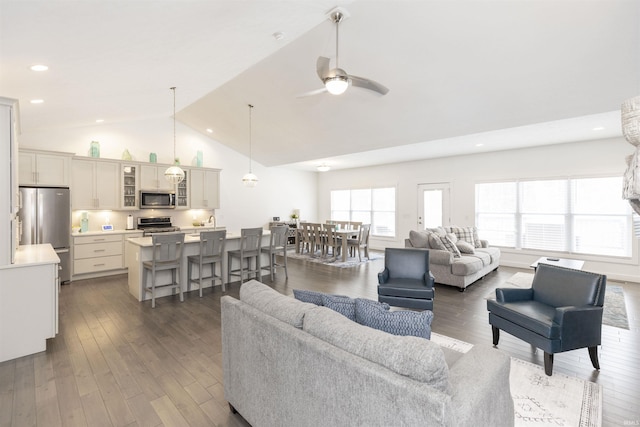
19,149,71,186
190,168,220,209
71,158,119,209
73,233,124,275
0,244,59,362
176,167,189,209
140,164,175,192
121,163,139,209
1,97,19,266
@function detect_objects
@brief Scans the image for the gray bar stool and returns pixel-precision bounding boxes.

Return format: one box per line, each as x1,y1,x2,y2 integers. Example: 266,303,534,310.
261,225,288,280
227,227,263,284
142,233,185,308
187,229,227,295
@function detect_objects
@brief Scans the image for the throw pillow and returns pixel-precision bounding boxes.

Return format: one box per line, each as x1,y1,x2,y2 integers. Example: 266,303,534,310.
456,240,475,254
322,294,356,321
446,226,476,247
446,232,458,243
293,289,326,306
440,234,461,258
409,230,430,248
472,226,482,248
355,298,433,339
428,233,447,250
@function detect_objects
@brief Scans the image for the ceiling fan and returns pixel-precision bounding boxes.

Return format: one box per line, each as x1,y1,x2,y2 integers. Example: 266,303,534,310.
299,9,389,97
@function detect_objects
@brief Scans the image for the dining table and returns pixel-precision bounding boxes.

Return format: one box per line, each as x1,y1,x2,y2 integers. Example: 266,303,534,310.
295,226,358,262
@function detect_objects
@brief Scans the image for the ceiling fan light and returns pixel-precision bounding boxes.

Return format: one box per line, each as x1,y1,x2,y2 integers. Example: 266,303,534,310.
242,172,258,187
164,165,185,184
325,76,349,95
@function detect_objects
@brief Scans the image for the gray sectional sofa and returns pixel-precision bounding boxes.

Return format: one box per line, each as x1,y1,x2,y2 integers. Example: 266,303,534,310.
405,226,500,291
221,280,514,427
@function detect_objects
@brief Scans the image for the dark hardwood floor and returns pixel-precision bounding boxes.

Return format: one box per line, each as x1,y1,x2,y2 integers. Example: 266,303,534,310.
1,253,639,426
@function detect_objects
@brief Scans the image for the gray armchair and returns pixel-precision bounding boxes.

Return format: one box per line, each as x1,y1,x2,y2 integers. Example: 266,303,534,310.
378,248,435,310
487,263,606,376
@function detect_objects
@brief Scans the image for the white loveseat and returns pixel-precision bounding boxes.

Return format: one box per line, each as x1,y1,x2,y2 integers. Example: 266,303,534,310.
405,226,500,291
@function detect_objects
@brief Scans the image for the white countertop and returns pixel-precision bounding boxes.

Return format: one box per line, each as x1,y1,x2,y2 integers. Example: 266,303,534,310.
7,244,60,268
72,225,223,237
126,229,268,248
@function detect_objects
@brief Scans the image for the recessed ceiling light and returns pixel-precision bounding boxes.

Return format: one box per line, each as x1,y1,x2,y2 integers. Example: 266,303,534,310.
475,143,484,147
592,126,605,131
272,31,285,41
96,119,104,123
30,64,48,71
30,99,44,104
317,164,331,172
206,128,213,133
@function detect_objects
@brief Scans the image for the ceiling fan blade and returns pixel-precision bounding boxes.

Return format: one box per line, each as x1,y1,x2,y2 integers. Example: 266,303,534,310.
350,75,389,95
297,87,328,98
317,56,331,80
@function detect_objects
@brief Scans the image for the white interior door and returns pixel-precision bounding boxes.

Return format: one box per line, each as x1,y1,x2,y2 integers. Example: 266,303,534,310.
418,183,450,229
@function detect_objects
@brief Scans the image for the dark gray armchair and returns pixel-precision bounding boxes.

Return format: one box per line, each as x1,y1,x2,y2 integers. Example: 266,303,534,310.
378,248,435,310
487,263,606,376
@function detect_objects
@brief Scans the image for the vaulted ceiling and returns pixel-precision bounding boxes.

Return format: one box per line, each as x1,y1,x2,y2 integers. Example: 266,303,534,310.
1,1,639,171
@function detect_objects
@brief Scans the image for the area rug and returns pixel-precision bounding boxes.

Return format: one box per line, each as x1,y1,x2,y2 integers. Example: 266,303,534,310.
431,333,603,427
287,250,382,268
489,272,630,330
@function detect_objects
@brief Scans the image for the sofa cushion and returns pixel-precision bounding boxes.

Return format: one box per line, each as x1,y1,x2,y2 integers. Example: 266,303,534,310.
408,230,431,248
240,280,317,328
451,256,484,276
429,234,447,250
477,247,500,264
303,306,451,393
322,294,356,321
456,240,475,254
471,250,491,266
355,298,433,339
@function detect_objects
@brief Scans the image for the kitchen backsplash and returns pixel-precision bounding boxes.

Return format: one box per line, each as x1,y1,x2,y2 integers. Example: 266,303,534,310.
71,209,216,232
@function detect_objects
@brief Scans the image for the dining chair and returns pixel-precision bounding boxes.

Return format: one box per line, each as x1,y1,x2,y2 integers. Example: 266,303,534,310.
227,227,263,284
187,229,226,295
311,223,324,255
261,225,289,280
347,224,371,261
322,223,340,259
299,223,313,254
142,232,185,308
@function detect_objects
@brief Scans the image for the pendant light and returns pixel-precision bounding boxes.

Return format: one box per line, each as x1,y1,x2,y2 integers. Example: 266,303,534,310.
242,104,258,187
164,86,185,184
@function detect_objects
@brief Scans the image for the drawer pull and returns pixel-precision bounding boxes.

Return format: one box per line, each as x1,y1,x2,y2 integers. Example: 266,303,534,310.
93,238,106,242
94,263,106,267
94,249,106,253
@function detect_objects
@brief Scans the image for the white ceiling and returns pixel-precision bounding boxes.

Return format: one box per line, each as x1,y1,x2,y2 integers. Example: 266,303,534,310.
1,1,639,172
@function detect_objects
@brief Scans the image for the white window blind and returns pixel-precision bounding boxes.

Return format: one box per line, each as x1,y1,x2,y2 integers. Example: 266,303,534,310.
330,187,396,237
475,176,632,257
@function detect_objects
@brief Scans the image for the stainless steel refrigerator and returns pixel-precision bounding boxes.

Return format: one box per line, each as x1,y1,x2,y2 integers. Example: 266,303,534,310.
19,186,71,284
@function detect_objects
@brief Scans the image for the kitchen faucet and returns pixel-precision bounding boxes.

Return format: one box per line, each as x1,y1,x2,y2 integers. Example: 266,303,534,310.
208,215,216,228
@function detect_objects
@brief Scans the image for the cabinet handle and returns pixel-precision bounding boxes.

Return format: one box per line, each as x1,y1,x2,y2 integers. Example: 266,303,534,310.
93,238,106,242
94,249,106,253
93,263,106,267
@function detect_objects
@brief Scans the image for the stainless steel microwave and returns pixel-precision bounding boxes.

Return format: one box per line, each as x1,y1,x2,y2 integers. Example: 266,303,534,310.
139,191,176,209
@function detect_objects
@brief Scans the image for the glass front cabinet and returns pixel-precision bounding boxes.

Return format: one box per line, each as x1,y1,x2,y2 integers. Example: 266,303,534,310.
121,164,139,209
176,168,189,209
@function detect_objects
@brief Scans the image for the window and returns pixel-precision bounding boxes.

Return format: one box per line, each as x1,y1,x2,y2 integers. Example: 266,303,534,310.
476,176,632,257
330,187,396,237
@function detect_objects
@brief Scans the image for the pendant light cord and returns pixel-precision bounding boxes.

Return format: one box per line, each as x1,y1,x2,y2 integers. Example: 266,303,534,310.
248,104,254,173
171,87,177,164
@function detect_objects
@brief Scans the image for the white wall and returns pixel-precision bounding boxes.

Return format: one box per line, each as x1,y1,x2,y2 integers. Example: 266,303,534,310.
19,116,318,232
318,137,640,283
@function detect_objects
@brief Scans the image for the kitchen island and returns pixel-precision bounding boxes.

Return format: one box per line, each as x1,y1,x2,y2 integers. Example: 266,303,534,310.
125,230,271,303
0,244,60,362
